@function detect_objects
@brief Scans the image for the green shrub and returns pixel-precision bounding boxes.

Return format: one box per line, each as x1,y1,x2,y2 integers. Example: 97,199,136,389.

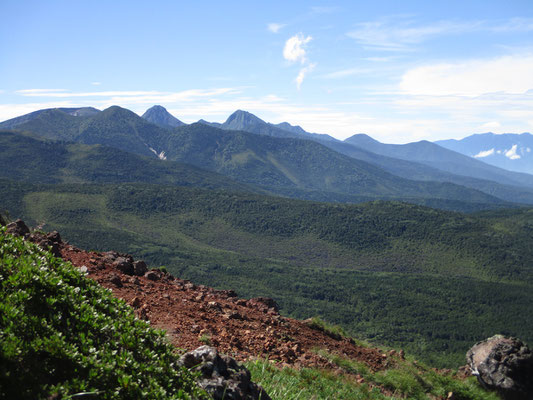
307,317,348,340
0,229,207,399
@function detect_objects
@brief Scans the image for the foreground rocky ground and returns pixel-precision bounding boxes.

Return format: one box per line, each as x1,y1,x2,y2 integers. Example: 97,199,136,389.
7,219,495,399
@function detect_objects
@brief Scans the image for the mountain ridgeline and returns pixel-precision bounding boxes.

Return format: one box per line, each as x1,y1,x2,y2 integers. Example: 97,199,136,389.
1,105,529,210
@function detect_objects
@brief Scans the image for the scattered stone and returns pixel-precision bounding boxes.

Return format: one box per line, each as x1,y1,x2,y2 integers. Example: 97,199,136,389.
145,270,160,281
102,251,119,262
5,219,30,237
109,274,123,288
467,335,533,399
133,260,148,276
130,297,142,308
246,297,279,313
178,346,271,400
207,301,222,312
78,266,88,274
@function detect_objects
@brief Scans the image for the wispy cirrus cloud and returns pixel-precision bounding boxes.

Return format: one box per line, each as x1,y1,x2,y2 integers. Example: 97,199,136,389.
347,17,478,51
322,67,373,79
491,17,533,32
267,23,285,33
347,16,533,52
16,88,241,101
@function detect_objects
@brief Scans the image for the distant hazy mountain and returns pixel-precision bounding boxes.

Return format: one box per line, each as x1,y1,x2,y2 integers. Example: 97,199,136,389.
436,132,533,174
141,105,185,128
321,138,533,205
345,133,533,189
0,107,100,130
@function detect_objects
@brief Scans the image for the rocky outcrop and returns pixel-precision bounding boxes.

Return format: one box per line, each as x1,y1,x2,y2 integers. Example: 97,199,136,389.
5,219,30,237
467,335,533,399
178,346,271,400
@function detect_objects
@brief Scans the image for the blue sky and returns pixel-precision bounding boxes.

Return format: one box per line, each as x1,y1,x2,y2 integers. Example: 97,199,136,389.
1,0,533,143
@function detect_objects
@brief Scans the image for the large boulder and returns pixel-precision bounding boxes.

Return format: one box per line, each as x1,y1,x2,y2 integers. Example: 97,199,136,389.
467,335,533,399
178,346,271,400
113,257,134,275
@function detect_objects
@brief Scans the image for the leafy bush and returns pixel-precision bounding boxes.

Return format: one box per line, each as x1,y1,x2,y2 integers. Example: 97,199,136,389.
0,229,207,399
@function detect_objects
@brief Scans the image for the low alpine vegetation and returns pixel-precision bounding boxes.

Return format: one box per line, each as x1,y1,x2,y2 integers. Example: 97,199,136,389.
0,228,207,399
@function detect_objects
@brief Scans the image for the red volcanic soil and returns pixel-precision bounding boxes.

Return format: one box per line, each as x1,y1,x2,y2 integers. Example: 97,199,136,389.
59,243,394,374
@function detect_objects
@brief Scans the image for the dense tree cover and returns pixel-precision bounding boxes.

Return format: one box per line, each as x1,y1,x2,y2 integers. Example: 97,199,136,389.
0,131,250,191
2,180,533,367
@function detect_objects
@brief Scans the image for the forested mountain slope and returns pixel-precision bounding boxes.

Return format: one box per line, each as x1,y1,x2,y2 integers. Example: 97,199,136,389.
2,179,532,367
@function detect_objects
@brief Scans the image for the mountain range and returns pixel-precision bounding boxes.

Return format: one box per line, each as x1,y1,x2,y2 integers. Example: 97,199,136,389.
3,105,533,209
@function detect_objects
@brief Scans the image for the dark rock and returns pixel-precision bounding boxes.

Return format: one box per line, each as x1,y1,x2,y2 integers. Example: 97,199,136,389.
144,270,160,281
5,219,30,236
46,231,62,243
247,297,279,313
27,231,62,257
133,260,148,276
178,346,271,400
113,257,134,275
217,289,238,298
102,251,119,263
467,335,533,399
109,274,123,287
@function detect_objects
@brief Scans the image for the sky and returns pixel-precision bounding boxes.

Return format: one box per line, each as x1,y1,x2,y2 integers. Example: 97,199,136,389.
1,0,533,143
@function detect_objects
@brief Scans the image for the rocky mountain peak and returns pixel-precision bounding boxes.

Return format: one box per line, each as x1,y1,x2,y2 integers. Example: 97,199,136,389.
224,110,265,128
142,105,185,128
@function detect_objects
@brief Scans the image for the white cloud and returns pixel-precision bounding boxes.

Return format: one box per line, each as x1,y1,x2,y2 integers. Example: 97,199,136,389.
91,82,101,86
347,18,477,51
399,55,533,96
283,33,312,64
296,63,316,90
283,33,315,89
491,17,533,32
322,67,371,79
267,23,285,33
474,149,495,158
505,144,521,160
